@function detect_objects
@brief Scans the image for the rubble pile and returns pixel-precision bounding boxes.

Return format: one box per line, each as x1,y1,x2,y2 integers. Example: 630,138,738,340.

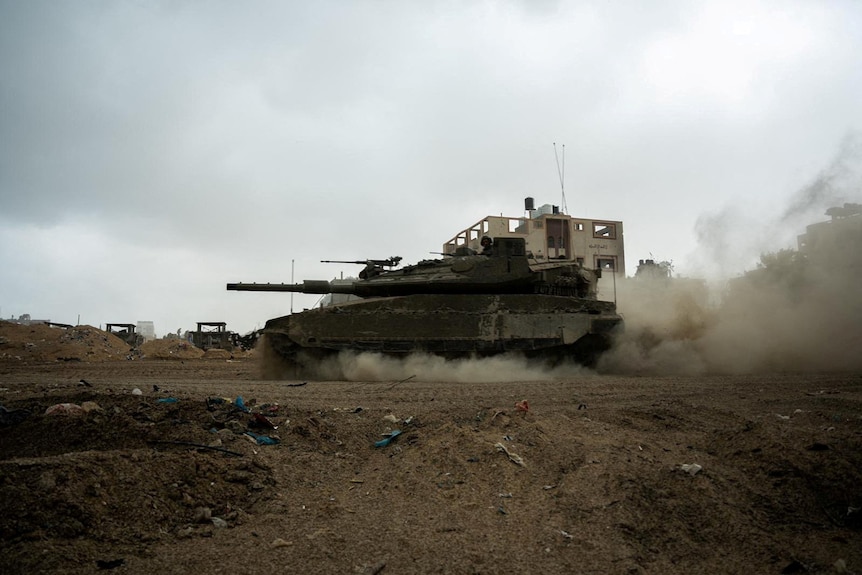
0,321,133,363
0,321,240,363
139,339,205,360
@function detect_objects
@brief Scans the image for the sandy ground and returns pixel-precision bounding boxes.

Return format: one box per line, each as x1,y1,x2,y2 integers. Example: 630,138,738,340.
1,353,860,575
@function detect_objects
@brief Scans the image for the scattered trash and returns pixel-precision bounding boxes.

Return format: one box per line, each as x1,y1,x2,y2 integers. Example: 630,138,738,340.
383,414,399,424
679,463,703,476
560,530,573,539
153,384,160,392
375,429,402,448
156,397,179,404
285,381,307,387
497,506,507,515
131,388,143,396
244,431,280,445
235,396,250,413
206,397,228,411
78,379,92,387
499,492,513,498
259,403,280,415
515,399,530,414
495,442,526,467
0,405,31,426
271,538,294,548
45,403,85,416
775,413,790,420
251,413,278,430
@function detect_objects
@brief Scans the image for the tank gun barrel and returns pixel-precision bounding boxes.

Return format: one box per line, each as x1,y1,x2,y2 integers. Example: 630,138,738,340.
227,281,355,294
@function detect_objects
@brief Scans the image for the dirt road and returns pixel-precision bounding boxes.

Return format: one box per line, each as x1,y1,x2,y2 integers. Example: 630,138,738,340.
1,359,860,574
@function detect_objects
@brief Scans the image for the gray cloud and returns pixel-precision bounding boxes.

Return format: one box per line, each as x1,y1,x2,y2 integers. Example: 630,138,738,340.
2,0,862,335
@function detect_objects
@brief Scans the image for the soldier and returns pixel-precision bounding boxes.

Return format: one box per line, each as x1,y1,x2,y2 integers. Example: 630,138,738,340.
480,236,493,255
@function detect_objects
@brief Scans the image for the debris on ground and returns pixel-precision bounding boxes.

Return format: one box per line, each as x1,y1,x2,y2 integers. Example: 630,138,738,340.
375,429,402,448
495,442,526,467
679,463,703,476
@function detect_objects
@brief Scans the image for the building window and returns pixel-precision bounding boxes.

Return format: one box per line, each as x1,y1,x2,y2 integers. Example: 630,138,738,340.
593,222,616,239
509,218,529,233
574,222,584,231
547,236,555,248
596,257,616,271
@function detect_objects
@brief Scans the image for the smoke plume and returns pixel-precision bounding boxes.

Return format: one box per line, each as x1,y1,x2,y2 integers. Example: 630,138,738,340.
600,133,862,375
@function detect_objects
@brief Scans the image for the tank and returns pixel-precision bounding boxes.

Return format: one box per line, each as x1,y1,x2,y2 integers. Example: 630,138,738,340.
227,237,623,378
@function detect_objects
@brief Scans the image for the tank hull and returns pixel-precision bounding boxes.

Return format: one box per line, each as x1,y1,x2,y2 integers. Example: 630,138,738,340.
260,293,622,378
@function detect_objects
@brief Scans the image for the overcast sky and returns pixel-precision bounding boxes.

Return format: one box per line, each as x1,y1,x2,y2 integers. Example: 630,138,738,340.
2,0,861,336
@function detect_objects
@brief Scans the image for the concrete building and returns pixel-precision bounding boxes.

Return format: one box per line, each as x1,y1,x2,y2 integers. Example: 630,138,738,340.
797,203,862,270
443,198,626,275
137,321,156,341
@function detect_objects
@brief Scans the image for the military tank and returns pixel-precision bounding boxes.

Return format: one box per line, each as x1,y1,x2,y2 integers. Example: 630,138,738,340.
227,236,622,378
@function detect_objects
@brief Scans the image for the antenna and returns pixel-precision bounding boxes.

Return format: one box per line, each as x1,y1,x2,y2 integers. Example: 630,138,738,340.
553,142,568,214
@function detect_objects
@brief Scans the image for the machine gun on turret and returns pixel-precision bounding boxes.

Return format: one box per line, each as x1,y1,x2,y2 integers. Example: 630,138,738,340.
320,256,402,279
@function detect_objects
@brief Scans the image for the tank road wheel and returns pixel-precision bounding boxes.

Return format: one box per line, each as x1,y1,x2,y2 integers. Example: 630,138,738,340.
260,334,303,380
568,334,614,368
259,335,339,380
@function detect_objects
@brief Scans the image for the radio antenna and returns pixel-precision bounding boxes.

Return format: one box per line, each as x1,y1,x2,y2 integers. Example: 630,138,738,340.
553,142,568,214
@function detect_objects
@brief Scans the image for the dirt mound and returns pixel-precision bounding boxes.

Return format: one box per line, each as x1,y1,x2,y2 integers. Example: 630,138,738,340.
0,322,133,363
0,361,859,574
139,339,205,360
202,348,233,360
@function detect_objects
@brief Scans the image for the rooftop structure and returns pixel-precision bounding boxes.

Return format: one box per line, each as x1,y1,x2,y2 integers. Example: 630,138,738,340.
442,198,626,276
797,203,862,270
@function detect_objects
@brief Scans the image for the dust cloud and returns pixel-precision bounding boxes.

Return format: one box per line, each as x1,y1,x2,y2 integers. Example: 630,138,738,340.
309,351,594,383
600,134,862,376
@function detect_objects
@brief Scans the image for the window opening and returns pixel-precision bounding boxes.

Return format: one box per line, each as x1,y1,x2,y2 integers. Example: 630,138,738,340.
593,223,616,239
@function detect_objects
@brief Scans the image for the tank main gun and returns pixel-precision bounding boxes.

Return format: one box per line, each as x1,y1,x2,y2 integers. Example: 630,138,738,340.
227,280,361,295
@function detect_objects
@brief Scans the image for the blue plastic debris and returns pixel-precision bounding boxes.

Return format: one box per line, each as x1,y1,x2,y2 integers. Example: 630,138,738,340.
235,396,249,413
375,429,402,448
244,432,279,445
157,397,179,404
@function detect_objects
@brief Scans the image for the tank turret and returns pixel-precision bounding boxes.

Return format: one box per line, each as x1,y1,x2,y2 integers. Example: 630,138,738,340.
228,236,622,378
228,237,598,298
